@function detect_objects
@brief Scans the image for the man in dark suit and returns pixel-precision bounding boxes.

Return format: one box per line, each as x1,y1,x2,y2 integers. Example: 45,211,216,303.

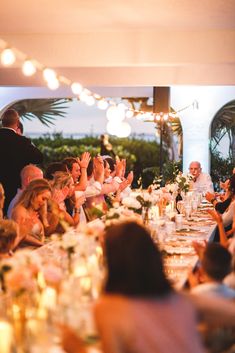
0,109,43,216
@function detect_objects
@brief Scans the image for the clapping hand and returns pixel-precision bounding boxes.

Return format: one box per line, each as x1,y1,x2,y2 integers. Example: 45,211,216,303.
126,171,134,185
207,209,222,225
77,152,91,169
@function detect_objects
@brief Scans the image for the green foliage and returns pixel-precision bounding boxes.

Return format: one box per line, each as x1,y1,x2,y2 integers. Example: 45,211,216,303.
211,151,234,191
32,133,164,186
109,137,167,187
161,160,182,185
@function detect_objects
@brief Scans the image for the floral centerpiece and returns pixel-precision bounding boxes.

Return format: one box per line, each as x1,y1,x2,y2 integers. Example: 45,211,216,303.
165,172,193,195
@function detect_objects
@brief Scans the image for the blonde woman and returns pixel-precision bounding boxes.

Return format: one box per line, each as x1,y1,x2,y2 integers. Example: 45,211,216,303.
0,219,20,258
11,179,51,247
50,171,86,227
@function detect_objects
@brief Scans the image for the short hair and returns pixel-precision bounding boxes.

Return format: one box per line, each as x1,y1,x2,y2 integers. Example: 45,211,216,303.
202,243,232,281
20,164,43,183
189,161,201,169
104,221,172,297
63,157,78,173
45,162,67,180
16,179,51,209
1,109,19,127
0,220,18,253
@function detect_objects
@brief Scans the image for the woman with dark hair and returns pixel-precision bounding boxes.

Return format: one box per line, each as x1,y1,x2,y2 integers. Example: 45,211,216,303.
62,221,205,353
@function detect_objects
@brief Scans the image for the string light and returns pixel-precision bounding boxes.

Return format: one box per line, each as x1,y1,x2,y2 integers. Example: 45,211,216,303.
97,99,109,110
71,82,83,95
1,48,16,66
43,68,57,82
22,60,36,76
0,38,198,136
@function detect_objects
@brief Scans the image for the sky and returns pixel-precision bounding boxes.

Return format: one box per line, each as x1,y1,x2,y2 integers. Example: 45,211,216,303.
23,99,157,138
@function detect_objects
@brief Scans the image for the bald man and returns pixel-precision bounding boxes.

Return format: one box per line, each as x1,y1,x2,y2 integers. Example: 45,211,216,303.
189,161,214,193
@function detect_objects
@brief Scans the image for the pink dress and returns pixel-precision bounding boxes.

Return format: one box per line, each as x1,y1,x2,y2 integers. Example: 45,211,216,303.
94,294,205,353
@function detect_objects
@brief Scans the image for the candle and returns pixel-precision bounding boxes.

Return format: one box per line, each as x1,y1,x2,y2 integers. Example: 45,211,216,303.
80,276,92,296
0,321,13,353
41,286,57,310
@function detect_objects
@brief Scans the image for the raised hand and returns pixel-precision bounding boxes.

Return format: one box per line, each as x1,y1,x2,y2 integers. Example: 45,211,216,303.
93,156,104,182
207,209,222,224
126,171,134,185
77,152,91,169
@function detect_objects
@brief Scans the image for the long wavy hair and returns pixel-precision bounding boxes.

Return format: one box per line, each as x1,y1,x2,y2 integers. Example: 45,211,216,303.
15,179,51,209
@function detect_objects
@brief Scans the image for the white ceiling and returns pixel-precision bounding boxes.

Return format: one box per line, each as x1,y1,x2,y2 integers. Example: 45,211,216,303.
1,0,235,92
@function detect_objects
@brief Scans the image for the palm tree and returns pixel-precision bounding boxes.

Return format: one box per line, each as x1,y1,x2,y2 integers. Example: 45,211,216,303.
10,98,70,127
210,100,235,164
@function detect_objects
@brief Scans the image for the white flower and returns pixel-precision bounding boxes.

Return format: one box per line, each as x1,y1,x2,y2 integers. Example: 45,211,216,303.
61,232,78,249
122,197,142,209
142,192,152,203
165,183,178,193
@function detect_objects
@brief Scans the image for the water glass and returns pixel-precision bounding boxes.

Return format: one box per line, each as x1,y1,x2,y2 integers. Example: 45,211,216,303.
175,214,183,230
165,221,176,236
184,204,192,220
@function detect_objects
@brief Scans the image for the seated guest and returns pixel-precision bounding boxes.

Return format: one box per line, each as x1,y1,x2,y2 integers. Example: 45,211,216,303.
63,152,91,192
0,219,20,258
189,161,213,193
208,209,235,254
11,179,52,247
103,158,133,202
7,164,43,219
62,222,205,353
206,174,235,215
44,162,67,180
190,243,235,299
50,171,86,227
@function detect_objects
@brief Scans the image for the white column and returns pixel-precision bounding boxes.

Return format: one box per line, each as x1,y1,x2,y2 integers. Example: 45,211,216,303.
171,86,235,174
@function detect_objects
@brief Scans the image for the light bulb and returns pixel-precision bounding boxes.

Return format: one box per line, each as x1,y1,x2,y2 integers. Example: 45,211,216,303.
163,113,168,121
22,60,36,76
125,110,134,118
116,122,131,138
136,113,144,120
106,106,125,122
43,68,56,82
156,114,161,121
1,48,16,66
71,82,83,95
106,121,121,135
97,99,108,110
85,95,95,106
117,103,127,111
47,78,59,90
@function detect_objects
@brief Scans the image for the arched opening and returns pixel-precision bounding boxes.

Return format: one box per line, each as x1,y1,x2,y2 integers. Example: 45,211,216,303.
210,100,235,189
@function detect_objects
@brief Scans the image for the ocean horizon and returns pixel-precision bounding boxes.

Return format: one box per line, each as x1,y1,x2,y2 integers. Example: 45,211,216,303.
27,132,158,141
